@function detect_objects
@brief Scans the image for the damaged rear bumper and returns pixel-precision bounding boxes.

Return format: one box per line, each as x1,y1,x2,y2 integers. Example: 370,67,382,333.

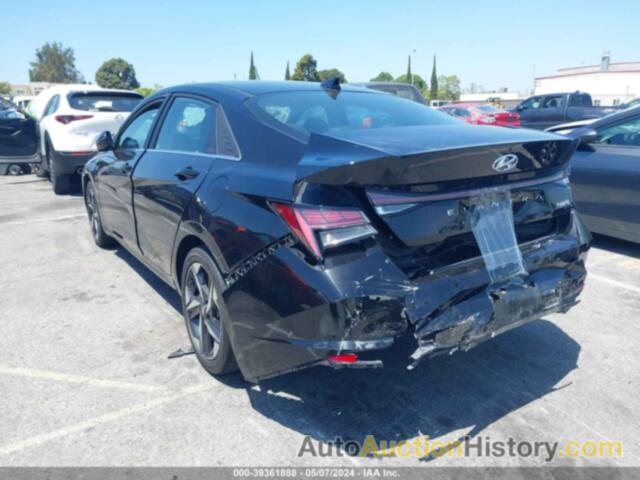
223,208,590,383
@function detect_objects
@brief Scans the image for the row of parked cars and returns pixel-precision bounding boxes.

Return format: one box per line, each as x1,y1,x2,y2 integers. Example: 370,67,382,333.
0,85,143,191
0,78,636,384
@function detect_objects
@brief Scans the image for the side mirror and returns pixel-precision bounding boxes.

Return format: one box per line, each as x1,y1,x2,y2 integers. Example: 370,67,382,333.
577,128,599,145
515,104,524,112
96,131,114,152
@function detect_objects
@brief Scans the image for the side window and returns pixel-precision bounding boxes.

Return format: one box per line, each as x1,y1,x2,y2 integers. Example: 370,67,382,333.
215,107,241,158
156,97,216,154
295,105,330,133
117,105,160,150
521,97,541,110
569,94,591,107
44,95,60,117
595,115,640,147
542,95,563,109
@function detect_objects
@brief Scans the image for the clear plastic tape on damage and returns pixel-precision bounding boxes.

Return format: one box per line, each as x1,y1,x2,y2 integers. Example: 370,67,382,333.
465,190,527,284
406,187,588,369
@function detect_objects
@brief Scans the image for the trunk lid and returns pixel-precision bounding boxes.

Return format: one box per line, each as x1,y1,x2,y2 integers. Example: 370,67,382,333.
494,112,520,125
294,124,578,273
296,124,575,188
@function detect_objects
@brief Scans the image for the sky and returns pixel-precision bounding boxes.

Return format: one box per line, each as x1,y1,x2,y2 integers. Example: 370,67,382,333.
2,0,639,93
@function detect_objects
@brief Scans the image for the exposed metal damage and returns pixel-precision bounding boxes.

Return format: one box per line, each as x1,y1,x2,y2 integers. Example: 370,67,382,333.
309,181,590,374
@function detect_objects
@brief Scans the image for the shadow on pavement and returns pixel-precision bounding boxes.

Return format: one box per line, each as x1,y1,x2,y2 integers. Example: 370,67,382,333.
244,320,580,460
591,234,640,258
114,248,182,313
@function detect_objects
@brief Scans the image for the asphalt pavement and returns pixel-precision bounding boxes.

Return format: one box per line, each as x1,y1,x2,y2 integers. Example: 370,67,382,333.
0,174,638,467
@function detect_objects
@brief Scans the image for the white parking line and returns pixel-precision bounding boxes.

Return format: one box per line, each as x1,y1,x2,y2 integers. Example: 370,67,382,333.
0,382,214,456
589,273,640,296
0,214,85,227
0,365,167,393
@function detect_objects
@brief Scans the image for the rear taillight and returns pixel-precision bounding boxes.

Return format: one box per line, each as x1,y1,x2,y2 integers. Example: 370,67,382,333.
55,115,93,125
272,203,376,258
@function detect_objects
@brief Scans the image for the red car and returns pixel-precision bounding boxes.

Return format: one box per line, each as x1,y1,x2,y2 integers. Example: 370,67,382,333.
438,103,520,127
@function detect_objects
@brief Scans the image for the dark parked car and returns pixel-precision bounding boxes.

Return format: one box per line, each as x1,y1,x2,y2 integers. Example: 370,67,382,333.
83,80,590,382
513,92,616,130
0,99,39,174
563,106,640,243
350,82,427,104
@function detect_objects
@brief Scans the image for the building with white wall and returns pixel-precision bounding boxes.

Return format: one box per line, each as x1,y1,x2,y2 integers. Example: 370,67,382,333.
460,92,521,102
9,82,57,96
535,54,640,106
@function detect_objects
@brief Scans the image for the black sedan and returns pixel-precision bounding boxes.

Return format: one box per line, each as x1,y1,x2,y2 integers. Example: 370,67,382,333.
83,80,590,382
559,107,640,243
0,99,39,174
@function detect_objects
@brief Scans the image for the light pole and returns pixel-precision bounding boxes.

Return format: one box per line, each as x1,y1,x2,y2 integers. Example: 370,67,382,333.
410,49,417,85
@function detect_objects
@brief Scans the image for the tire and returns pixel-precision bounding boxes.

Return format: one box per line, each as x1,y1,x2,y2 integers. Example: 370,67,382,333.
47,140,71,195
84,181,116,248
33,160,48,178
181,247,238,376
7,165,23,176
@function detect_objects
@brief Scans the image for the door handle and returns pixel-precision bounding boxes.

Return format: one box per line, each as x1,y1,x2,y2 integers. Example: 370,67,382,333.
174,167,200,181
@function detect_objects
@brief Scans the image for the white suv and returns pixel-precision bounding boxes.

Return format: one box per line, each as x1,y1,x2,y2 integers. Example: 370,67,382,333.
29,85,143,194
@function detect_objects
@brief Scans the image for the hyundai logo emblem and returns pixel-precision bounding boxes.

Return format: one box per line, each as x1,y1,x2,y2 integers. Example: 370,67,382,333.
492,154,519,172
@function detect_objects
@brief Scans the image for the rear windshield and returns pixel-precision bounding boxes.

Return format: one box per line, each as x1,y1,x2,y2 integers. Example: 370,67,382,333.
250,91,456,137
68,92,143,112
568,94,592,107
367,85,424,103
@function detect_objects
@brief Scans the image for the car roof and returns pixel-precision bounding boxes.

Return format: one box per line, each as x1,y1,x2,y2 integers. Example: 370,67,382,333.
158,81,379,99
350,82,417,88
43,84,137,95
590,103,640,127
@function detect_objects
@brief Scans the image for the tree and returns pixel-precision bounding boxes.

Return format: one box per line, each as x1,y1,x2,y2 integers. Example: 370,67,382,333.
318,68,347,83
135,84,162,97
370,71,393,82
438,75,461,101
406,55,412,84
95,58,139,90
430,55,438,100
395,74,427,93
0,81,10,95
29,42,83,83
285,61,291,80
292,54,320,81
248,52,259,80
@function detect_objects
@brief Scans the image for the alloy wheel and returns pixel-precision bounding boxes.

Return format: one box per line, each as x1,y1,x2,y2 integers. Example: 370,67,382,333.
184,262,222,360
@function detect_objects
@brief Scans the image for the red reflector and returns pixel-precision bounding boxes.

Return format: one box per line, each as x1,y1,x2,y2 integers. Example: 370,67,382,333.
328,354,358,363
55,115,93,125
